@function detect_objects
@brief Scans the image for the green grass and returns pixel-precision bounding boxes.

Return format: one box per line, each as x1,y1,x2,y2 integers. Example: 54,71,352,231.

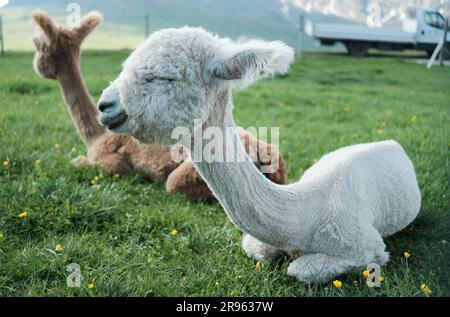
0,51,449,296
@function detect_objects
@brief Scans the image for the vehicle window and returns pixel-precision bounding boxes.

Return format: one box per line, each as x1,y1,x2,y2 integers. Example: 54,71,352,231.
425,12,445,29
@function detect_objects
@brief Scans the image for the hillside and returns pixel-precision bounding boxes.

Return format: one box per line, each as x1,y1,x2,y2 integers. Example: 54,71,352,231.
1,0,309,51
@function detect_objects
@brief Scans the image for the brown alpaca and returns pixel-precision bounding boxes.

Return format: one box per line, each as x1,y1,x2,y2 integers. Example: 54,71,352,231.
32,10,287,201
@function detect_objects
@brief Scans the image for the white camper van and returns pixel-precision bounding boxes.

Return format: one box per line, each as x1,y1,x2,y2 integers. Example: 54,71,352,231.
305,8,450,57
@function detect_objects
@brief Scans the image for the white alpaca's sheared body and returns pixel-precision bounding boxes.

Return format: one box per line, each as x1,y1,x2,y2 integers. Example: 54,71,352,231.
97,26,421,283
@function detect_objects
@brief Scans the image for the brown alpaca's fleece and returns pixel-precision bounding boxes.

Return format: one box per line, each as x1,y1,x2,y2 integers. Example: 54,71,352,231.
32,10,287,201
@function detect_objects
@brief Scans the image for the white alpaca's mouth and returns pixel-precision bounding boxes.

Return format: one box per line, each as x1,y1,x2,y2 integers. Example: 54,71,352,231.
100,111,129,132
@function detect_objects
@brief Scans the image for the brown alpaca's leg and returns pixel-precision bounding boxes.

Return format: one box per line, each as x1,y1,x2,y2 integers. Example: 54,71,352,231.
70,155,90,167
166,161,216,202
93,153,132,176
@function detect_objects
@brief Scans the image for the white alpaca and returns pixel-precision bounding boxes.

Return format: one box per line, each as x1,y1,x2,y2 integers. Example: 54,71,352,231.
97,27,421,283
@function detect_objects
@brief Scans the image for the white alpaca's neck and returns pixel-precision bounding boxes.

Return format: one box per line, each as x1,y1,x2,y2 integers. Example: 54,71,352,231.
188,97,309,249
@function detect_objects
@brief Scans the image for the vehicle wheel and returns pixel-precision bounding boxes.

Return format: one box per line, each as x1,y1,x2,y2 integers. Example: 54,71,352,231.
346,43,369,57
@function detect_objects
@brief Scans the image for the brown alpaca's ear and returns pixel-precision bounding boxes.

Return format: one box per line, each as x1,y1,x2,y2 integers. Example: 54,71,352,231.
73,11,103,41
32,10,58,42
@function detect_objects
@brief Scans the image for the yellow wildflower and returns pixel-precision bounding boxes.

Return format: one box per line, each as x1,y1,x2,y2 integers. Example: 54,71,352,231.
94,176,100,181
87,283,94,289
70,147,76,153
376,129,385,136
404,251,411,259
54,144,60,149
3,160,9,167
333,280,343,288
411,114,417,123
379,276,384,282
215,281,220,286
90,179,96,185
170,229,178,236
255,261,262,270
0,232,4,241
55,244,63,252
35,160,41,166
18,211,28,218
362,270,370,278
421,284,432,297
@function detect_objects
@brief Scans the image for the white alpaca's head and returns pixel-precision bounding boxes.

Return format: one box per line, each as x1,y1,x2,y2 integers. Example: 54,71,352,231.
98,27,294,144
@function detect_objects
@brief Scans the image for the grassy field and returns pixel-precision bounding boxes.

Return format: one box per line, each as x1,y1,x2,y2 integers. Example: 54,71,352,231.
0,51,449,296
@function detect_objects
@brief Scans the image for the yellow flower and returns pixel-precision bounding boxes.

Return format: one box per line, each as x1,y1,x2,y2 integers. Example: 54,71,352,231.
35,160,41,166
376,129,385,136
333,280,343,288
170,229,178,236
215,281,220,286
421,284,432,297
94,176,100,181
90,180,96,185
255,261,262,270
18,211,28,218
55,244,63,252
410,114,417,123
2,160,9,167
379,276,384,282
54,144,60,149
87,283,94,289
0,232,4,241
404,251,411,259
70,147,76,153
362,270,370,278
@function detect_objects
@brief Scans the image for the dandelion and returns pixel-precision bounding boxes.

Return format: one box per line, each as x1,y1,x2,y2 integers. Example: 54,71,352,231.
94,176,100,182
410,114,417,123
333,280,343,288
18,211,28,218
55,244,63,252
255,261,262,270
404,251,411,259
379,276,384,282
215,281,220,286
54,144,60,149
362,270,370,278
421,284,432,297
3,160,9,168
35,159,41,166
90,179,97,185
87,283,95,289
170,229,178,236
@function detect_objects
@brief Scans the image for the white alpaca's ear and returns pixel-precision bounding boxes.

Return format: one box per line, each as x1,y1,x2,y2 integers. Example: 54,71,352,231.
211,39,294,86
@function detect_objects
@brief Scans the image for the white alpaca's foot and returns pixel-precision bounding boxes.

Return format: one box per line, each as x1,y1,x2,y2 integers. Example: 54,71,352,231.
242,234,285,261
287,253,355,284
71,155,90,166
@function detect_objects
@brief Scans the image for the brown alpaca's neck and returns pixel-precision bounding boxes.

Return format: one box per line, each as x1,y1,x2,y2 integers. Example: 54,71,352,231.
57,61,105,147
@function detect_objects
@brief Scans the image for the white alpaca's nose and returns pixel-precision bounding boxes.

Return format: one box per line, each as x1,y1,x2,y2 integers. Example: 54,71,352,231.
97,86,128,131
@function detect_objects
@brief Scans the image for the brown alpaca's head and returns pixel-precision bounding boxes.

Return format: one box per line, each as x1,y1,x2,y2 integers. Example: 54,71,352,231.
32,10,102,79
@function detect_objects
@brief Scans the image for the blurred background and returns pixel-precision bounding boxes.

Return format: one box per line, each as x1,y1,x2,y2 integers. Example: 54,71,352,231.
0,0,449,51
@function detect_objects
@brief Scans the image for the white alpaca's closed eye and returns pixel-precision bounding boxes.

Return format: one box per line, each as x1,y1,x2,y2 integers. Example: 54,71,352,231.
97,27,421,283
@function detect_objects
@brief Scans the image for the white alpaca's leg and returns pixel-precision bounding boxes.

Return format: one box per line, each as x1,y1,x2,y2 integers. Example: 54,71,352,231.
242,234,284,261
287,254,355,283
